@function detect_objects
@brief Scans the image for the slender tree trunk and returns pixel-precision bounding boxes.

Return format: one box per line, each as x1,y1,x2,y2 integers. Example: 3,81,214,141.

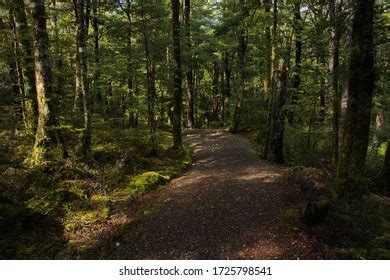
171,0,183,149
140,3,157,154
336,0,375,193
123,0,137,127
92,0,100,107
27,0,64,163
184,0,195,129
76,0,92,159
9,0,37,133
288,1,302,124
263,0,278,159
339,0,353,144
211,61,219,121
329,0,342,165
262,0,272,98
230,0,247,133
269,60,287,164
222,54,231,125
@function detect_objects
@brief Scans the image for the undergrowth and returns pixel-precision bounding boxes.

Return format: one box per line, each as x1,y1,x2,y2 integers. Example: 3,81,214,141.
0,123,192,259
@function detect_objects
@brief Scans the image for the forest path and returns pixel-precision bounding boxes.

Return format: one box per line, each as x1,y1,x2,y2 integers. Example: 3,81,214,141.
109,129,320,259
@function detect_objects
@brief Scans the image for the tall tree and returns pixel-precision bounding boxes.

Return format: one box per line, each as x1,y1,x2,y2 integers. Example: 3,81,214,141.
185,0,195,129
336,0,375,193
263,0,278,159
230,0,247,133
27,0,64,163
140,2,157,154
75,0,92,159
329,0,342,165
171,0,183,149
269,59,287,164
288,0,302,123
8,0,37,133
92,0,100,105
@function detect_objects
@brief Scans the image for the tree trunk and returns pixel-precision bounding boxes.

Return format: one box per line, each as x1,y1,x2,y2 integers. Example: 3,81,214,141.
230,0,247,133
171,0,183,149
263,0,278,159
336,0,375,193
329,0,341,165
141,3,157,154
288,1,302,124
269,60,287,164
92,0,100,106
9,0,37,133
211,61,219,121
262,0,272,98
27,0,63,163
222,53,231,125
184,0,195,129
76,0,92,159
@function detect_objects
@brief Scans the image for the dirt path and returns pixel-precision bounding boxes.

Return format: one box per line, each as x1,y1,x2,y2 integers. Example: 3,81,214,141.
106,129,322,259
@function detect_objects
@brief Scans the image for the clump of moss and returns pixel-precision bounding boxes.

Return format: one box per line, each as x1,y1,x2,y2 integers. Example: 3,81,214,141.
128,171,170,196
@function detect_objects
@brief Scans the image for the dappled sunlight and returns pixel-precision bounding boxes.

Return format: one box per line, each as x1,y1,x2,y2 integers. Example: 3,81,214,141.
75,129,321,260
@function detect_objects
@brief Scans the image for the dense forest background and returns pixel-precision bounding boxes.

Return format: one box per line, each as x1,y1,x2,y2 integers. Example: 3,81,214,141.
0,0,389,259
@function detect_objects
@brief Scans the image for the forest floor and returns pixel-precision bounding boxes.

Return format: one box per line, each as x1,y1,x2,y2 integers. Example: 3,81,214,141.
87,129,340,259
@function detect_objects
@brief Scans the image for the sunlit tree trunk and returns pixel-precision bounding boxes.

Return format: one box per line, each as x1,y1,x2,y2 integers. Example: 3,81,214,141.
75,0,92,159
27,0,65,163
171,0,183,149
336,0,375,193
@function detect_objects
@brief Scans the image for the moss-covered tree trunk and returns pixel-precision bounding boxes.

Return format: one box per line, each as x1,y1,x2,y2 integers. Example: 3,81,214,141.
171,0,183,149
336,0,375,193
27,0,57,163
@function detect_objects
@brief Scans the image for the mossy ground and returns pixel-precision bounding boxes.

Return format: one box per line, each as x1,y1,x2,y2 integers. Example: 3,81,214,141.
0,121,191,259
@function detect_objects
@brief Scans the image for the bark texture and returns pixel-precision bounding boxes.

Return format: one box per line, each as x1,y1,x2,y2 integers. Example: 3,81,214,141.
171,0,183,149
336,0,375,193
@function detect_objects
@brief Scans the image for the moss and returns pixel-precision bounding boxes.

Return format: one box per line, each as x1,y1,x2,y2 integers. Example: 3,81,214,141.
128,171,169,196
